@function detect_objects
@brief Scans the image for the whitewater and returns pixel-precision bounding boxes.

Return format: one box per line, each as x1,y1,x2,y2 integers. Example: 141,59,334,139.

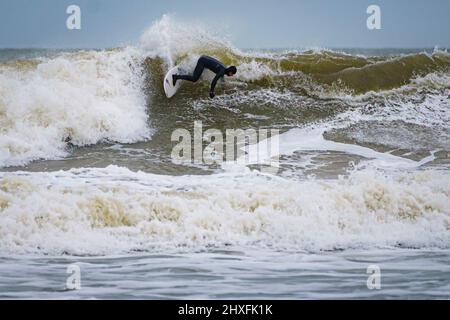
0,15,449,298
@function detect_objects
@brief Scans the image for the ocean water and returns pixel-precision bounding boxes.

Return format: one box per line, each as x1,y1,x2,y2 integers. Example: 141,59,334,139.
0,16,449,299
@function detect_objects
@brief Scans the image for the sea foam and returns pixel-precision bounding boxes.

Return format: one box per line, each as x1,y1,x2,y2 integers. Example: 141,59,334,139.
0,166,448,255
0,48,150,167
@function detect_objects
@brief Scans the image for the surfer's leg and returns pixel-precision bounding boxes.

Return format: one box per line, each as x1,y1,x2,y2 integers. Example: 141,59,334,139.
173,60,205,85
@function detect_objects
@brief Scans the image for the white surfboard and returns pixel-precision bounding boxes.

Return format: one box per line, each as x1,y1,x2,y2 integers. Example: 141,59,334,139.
163,65,184,98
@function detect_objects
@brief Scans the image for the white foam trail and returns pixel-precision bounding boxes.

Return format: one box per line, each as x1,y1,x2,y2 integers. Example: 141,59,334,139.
241,126,436,170
0,165,449,255
279,128,432,168
238,76,450,170
0,48,151,167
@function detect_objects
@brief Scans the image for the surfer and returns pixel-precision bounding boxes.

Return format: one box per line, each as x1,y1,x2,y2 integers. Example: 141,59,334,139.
172,55,237,98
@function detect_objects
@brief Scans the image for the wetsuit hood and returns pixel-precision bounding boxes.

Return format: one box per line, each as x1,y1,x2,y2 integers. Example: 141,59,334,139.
225,66,237,75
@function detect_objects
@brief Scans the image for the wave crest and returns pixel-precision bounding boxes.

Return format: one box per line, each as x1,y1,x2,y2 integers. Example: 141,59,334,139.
0,48,150,167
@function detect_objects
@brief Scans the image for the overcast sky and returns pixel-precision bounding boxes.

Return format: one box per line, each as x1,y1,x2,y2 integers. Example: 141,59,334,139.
0,0,449,49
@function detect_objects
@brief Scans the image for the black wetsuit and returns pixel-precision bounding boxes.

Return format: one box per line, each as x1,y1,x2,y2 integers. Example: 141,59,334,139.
174,55,226,95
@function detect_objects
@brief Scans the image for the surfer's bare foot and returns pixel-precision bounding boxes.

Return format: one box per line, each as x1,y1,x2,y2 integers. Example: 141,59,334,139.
172,75,177,86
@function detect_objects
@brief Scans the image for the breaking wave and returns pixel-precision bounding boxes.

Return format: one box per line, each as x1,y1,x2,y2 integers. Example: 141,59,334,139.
1,15,449,167
0,48,150,167
0,166,449,255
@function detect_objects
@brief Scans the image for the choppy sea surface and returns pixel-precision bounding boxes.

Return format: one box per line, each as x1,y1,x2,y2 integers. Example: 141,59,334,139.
1,16,449,299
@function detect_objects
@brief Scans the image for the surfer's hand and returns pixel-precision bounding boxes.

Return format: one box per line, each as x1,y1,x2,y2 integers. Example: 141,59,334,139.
209,91,215,99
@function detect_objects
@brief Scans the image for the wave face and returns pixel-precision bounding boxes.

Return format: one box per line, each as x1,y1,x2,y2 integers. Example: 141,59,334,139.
143,47,450,97
0,48,150,167
141,16,450,97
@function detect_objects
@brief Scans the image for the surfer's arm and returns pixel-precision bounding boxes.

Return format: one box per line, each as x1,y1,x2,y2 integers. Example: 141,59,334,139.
210,71,224,98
